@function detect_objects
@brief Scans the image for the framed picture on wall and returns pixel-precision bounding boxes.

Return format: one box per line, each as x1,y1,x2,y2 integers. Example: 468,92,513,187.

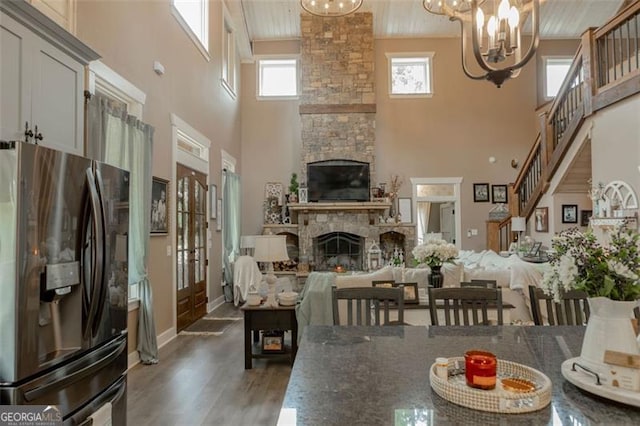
491,184,508,204
562,204,578,223
398,198,412,223
473,183,490,202
150,177,169,235
534,207,548,232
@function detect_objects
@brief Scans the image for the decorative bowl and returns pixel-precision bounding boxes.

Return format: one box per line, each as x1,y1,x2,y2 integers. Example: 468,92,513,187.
278,291,298,306
247,292,261,306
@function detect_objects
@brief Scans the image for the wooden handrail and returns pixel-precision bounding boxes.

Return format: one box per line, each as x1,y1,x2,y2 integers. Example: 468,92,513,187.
507,2,640,229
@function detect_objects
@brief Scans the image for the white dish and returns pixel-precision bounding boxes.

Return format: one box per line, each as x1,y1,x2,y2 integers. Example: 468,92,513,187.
278,299,297,306
561,357,640,408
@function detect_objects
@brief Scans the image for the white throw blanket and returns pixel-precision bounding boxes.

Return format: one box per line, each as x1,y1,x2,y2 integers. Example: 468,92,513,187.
232,256,263,306
295,272,336,343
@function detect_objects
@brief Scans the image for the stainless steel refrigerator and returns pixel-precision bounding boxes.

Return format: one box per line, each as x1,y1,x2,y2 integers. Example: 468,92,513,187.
0,141,129,424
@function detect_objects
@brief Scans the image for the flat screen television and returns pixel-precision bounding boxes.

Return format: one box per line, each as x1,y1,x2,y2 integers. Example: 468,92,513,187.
307,160,370,202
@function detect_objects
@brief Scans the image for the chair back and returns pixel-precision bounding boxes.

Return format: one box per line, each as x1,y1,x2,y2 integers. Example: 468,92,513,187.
428,287,503,326
528,286,589,325
332,285,404,326
460,280,497,289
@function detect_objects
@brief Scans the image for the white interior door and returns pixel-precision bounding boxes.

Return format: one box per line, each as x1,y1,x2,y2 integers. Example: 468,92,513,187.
440,202,455,244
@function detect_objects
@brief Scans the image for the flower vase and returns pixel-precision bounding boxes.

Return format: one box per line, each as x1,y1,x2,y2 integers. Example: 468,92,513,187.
429,265,443,288
579,297,640,377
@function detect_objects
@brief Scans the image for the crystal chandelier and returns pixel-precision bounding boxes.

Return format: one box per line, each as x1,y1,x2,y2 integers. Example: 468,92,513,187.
301,0,363,17
423,0,539,88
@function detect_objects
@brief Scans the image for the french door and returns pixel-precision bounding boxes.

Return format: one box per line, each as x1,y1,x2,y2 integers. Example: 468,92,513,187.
176,163,208,331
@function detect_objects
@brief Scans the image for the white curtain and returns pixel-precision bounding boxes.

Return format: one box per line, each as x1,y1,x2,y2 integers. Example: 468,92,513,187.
87,93,158,364
417,201,431,244
222,170,241,293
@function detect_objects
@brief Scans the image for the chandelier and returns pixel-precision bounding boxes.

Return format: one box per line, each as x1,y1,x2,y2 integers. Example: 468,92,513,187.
423,0,539,88
301,0,363,17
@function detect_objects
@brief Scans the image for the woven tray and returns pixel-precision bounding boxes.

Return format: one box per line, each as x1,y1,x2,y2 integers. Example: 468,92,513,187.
429,357,552,414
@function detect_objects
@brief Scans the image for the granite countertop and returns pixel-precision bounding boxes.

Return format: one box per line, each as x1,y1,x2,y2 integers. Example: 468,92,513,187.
279,326,640,425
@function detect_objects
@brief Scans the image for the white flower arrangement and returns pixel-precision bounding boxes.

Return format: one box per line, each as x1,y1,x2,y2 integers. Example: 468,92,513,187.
412,238,458,268
541,227,640,302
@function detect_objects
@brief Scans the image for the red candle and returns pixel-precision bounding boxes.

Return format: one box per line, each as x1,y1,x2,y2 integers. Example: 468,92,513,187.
464,350,497,390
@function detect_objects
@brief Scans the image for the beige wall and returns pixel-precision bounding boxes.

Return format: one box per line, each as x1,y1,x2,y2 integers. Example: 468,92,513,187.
76,1,241,344
241,38,579,251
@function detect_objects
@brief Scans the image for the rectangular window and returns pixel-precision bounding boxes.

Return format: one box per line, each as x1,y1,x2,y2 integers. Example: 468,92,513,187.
258,58,298,99
545,57,573,98
172,0,209,59
222,14,236,97
387,53,434,97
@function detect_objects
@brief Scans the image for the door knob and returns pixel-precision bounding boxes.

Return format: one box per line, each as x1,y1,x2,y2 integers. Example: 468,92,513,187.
34,125,43,142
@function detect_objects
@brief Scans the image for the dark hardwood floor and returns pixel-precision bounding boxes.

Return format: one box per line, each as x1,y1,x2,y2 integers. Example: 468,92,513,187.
127,303,292,425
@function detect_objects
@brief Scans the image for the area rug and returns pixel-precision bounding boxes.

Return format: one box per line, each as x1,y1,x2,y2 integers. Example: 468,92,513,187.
179,317,241,336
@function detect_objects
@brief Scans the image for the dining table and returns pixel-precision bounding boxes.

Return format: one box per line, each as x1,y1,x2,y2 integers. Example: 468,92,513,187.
277,325,640,425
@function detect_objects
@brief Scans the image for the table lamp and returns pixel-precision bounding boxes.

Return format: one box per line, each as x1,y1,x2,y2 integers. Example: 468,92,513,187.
240,235,256,256
511,216,527,254
253,235,289,289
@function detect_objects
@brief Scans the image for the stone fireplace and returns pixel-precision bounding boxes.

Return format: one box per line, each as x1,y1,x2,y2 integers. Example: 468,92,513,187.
262,12,417,271
313,232,364,271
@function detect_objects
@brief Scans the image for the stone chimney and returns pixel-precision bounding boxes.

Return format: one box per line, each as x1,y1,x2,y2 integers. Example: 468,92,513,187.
299,12,376,184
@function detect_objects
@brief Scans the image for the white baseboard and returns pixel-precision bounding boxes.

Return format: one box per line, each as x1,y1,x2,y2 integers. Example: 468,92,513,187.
207,294,226,313
126,326,177,370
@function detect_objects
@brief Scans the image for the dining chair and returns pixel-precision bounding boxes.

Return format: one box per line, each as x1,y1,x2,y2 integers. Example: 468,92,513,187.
428,287,503,326
460,279,498,289
332,285,404,326
528,286,590,326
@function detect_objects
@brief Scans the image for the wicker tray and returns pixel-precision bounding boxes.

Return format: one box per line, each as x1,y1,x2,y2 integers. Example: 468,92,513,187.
429,357,552,414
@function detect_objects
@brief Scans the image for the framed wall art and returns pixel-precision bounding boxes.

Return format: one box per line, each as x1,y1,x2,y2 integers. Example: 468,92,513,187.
398,198,412,223
534,207,548,232
150,177,169,235
580,210,592,227
562,204,578,224
473,183,490,202
491,184,508,204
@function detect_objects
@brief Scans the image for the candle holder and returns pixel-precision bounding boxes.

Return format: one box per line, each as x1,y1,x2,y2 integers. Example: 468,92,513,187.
464,350,497,390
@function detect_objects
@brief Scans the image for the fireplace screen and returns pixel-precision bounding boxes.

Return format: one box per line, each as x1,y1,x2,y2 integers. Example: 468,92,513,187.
313,232,364,271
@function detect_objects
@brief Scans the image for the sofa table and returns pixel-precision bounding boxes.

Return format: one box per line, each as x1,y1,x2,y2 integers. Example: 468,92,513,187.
241,303,298,369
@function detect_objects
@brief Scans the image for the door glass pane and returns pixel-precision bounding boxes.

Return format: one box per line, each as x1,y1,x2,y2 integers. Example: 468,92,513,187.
177,250,184,290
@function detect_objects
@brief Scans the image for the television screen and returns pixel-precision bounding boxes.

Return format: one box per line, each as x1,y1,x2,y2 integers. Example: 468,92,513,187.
307,160,370,202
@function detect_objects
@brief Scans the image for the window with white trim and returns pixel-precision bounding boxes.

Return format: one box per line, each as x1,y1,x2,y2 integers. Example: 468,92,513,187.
257,58,298,99
171,0,209,58
387,53,434,97
545,57,573,99
221,8,236,97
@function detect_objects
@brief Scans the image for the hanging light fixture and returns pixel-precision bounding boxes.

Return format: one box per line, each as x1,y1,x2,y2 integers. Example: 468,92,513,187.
423,0,539,88
301,0,363,17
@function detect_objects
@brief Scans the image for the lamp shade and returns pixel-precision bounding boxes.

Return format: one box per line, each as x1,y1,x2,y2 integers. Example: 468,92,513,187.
253,235,289,263
240,235,256,249
511,217,526,232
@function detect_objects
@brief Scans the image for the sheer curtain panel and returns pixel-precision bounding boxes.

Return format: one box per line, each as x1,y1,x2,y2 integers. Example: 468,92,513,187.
87,93,158,364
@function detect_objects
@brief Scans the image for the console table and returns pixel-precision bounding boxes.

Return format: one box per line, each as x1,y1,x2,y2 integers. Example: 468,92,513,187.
241,303,298,369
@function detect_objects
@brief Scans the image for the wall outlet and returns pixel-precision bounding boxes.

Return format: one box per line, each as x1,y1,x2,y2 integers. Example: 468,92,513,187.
471,229,478,236
467,230,472,238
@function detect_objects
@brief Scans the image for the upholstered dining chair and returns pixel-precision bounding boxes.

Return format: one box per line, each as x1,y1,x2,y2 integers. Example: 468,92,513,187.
528,286,590,326
460,280,498,289
428,287,503,326
332,285,404,326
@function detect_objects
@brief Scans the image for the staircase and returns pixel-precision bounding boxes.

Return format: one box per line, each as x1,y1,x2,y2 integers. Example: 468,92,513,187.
488,1,640,252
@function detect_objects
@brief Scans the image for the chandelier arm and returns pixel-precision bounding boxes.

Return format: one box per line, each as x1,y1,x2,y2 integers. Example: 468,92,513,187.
456,17,491,80
506,0,540,73
469,1,498,73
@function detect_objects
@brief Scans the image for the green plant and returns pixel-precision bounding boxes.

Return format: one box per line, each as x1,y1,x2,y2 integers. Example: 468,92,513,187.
541,226,640,301
289,173,299,194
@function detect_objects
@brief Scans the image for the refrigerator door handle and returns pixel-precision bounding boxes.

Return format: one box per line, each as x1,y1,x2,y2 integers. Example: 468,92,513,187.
91,168,108,336
83,167,105,340
23,336,126,402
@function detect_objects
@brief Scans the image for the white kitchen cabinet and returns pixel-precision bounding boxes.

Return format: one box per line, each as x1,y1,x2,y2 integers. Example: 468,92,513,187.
0,1,98,156
29,0,76,34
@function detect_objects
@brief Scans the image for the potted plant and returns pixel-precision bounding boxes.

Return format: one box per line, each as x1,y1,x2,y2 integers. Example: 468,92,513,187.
542,226,640,382
289,173,299,203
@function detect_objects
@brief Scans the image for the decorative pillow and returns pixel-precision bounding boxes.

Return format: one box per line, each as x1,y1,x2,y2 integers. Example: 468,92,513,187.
392,267,430,288
442,263,464,288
